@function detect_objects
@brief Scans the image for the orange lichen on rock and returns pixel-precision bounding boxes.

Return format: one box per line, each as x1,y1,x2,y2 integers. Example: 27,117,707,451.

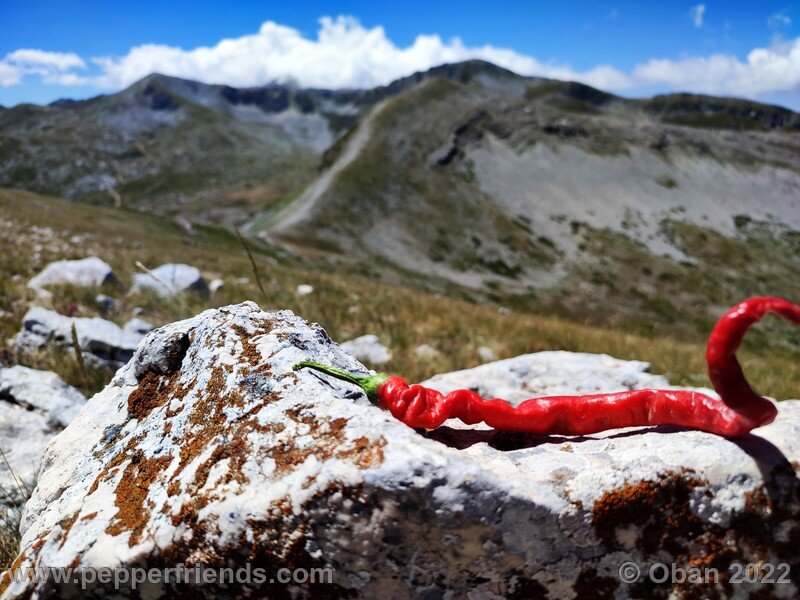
270,408,385,475
0,551,26,596
336,435,387,469
232,323,268,368
105,450,174,545
591,470,702,547
57,512,80,548
127,372,171,420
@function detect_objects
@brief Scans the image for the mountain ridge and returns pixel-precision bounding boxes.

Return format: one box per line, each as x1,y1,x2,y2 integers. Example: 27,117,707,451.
11,58,800,118
254,63,800,338
2,60,799,340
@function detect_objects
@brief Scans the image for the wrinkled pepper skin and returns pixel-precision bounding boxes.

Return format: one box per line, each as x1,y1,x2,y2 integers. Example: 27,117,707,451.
295,297,800,438
376,377,761,437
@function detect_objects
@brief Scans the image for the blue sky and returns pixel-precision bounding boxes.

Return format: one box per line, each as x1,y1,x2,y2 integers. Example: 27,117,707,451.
1,1,799,108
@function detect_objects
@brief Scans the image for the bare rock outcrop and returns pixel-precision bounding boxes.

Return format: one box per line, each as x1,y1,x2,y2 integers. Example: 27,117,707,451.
3,302,798,598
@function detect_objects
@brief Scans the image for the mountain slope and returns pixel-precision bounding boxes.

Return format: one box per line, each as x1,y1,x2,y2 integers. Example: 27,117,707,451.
0,63,532,225
257,63,800,337
0,74,381,224
3,60,799,340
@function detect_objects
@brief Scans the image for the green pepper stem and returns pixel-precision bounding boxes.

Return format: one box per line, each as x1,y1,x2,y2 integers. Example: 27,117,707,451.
292,360,388,404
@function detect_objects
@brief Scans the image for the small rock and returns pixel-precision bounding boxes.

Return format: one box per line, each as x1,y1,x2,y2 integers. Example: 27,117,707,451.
341,334,392,365
234,277,250,285
27,257,115,291
0,366,85,513
130,264,208,297
414,344,441,360
95,293,118,314
477,346,496,362
296,284,314,296
12,306,147,367
131,307,145,317
209,278,225,294
123,318,155,336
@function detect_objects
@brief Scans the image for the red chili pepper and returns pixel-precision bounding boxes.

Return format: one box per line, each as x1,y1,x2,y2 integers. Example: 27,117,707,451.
294,297,800,437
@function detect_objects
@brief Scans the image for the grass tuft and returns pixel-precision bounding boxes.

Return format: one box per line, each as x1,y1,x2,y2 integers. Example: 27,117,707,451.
235,228,268,304
0,449,28,571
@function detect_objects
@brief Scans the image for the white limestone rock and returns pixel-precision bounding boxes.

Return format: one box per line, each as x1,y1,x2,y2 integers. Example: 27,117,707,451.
477,345,496,362
422,351,669,404
295,284,314,296
0,366,86,513
95,293,118,314
130,263,208,297
208,278,225,294
341,334,392,365
413,343,441,360
3,304,798,599
27,257,116,292
123,318,155,336
11,307,146,367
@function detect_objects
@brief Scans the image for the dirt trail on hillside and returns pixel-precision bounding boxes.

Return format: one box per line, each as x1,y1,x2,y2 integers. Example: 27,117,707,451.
264,104,379,234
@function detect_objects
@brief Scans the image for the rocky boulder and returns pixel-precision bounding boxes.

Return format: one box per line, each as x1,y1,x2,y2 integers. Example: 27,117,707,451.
11,307,146,368
3,303,799,599
27,257,115,292
130,264,208,297
0,367,86,514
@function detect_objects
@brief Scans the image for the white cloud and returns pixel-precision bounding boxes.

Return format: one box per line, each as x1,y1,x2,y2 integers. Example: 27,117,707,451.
1,16,800,106
691,4,706,28
633,37,800,96
0,62,21,87
768,10,792,29
0,49,86,88
6,49,85,71
87,16,629,91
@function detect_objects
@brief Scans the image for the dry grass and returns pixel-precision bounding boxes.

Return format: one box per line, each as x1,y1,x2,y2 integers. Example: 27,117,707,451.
0,505,22,571
0,450,29,571
0,187,798,403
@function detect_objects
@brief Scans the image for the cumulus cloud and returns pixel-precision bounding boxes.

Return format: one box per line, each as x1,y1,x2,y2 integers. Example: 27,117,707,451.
0,62,21,87
6,49,85,71
691,4,706,28
0,49,86,88
634,37,800,96
87,16,628,91
1,16,800,106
